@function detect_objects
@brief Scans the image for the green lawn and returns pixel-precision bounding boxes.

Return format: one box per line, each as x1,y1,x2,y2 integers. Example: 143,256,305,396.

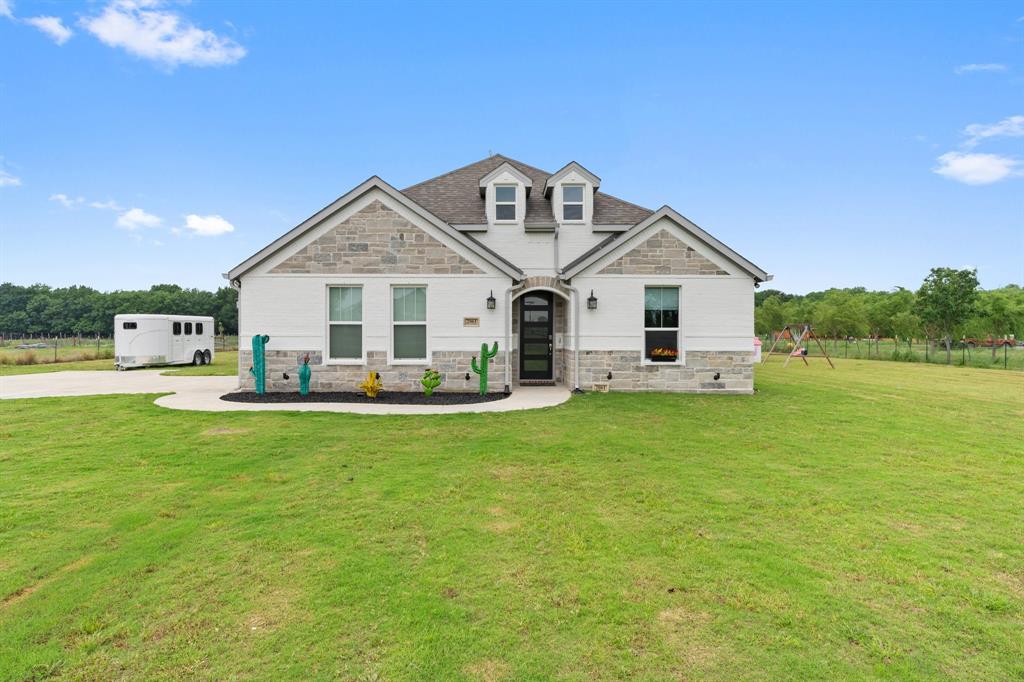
0,351,237,377
1,361,1021,680
159,350,238,376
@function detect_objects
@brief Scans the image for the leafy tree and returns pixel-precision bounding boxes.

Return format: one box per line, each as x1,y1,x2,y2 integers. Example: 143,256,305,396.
915,268,980,364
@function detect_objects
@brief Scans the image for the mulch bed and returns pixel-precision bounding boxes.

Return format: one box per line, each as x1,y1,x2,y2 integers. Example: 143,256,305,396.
220,391,510,405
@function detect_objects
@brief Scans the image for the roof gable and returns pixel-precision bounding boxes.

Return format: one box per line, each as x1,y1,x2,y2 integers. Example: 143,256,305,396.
542,161,601,197
226,177,523,280
478,162,533,197
562,206,770,282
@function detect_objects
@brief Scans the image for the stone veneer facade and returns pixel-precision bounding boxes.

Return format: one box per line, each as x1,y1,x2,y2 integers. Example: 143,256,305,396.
239,350,508,393
270,200,484,275
564,350,754,393
598,229,730,276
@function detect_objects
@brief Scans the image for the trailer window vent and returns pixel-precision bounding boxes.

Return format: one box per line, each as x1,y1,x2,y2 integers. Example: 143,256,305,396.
172,322,181,335
184,322,193,335
196,322,204,335
122,322,137,330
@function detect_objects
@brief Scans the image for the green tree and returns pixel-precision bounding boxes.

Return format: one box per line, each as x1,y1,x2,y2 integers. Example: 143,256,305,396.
915,268,980,364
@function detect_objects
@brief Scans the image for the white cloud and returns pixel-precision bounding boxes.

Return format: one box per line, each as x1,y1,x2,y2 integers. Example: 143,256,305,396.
116,207,162,229
954,63,1007,75
0,0,13,20
0,170,22,187
90,199,124,211
933,152,1022,185
962,115,1024,148
182,213,235,236
50,193,84,208
81,0,246,69
25,15,73,44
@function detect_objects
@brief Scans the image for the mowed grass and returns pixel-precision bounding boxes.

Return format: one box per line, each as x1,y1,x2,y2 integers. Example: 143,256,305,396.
1,362,1021,680
0,351,237,377
159,350,238,376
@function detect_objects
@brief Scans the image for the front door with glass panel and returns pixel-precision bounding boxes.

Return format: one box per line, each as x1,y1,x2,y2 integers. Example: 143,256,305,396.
519,292,553,381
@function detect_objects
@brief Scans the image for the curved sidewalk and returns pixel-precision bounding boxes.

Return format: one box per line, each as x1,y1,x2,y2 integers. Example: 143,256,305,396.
1,370,572,414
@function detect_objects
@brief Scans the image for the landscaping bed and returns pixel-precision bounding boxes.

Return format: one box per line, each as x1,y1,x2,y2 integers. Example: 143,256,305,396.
220,390,509,405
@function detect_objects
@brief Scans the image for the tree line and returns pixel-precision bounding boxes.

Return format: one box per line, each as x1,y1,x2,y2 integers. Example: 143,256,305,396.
756,268,1023,364
0,283,238,337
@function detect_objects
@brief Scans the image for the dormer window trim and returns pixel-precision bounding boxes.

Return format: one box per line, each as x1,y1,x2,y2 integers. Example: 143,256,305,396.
562,184,585,223
494,184,517,222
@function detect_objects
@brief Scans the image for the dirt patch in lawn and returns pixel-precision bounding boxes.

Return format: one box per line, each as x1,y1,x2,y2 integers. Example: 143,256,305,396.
221,391,509,405
2,556,93,610
656,606,718,669
201,427,250,436
464,658,510,681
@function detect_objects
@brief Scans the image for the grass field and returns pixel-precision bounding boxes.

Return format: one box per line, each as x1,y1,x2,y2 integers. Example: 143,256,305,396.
1,361,1021,680
761,336,1024,371
0,351,238,377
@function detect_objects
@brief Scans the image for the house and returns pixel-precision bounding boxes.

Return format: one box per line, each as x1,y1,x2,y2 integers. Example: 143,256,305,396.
225,155,770,394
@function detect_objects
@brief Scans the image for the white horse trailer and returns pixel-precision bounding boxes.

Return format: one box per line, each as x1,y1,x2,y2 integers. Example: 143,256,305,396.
114,314,215,369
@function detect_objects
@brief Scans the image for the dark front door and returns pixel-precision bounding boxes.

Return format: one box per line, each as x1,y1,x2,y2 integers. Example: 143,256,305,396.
519,292,553,381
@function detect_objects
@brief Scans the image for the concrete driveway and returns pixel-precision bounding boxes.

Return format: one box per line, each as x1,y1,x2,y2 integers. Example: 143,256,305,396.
0,370,571,414
0,370,236,400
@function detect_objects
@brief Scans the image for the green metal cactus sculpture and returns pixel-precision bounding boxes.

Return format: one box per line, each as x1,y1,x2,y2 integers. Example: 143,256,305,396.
248,334,270,394
420,368,442,396
283,354,312,396
297,355,311,396
470,341,498,395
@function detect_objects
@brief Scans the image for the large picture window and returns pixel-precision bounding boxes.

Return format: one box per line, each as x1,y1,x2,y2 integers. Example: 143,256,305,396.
644,286,679,362
329,286,362,360
393,286,427,361
495,185,516,221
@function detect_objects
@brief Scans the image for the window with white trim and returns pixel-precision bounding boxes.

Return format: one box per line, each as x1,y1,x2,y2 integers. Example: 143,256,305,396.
644,286,679,362
494,185,516,221
562,184,584,221
328,286,362,360
392,286,427,360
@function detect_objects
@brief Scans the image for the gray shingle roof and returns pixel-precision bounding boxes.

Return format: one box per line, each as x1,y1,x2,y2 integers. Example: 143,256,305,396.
402,154,653,227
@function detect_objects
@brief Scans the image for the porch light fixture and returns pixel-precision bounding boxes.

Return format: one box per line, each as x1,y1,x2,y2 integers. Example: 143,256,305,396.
486,290,496,310
587,290,598,310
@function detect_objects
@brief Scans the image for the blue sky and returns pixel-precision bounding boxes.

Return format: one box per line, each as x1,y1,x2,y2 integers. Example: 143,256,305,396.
1,0,1021,294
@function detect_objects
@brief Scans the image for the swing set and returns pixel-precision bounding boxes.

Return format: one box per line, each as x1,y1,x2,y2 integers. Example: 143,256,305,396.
762,323,835,368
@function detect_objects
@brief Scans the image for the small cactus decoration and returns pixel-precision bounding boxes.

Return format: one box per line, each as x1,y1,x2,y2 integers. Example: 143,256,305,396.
470,341,498,395
282,353,312,396
297,354,311,396
248,334,270,394
359,371,383,398
420,368,442,396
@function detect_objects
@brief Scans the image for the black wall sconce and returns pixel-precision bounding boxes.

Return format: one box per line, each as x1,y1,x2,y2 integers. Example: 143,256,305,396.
486,290,496,310
587,289,598,310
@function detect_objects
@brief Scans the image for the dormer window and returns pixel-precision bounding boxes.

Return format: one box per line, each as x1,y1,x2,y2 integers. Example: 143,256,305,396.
495,185,517,221
562,185,584,221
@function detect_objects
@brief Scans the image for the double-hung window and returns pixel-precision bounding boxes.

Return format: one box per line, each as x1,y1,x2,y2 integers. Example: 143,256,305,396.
328,286,362,360
392,286,427,361
644,286,680,362
562,185,584,221
495,185,516,221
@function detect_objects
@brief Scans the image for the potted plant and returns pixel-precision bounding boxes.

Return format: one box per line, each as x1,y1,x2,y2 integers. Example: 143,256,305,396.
650,347,678,363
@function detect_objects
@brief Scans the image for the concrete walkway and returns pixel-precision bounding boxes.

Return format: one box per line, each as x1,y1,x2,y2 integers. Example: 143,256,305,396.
0,370,572,414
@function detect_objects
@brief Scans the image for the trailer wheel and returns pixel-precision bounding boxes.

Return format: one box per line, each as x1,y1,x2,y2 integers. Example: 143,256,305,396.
203,349,212,365
193,351,203,366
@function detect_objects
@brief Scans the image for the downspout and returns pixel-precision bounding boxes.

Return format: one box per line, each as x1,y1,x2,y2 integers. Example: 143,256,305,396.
228,276,242,390
559,275,583,393
504,279,526,394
